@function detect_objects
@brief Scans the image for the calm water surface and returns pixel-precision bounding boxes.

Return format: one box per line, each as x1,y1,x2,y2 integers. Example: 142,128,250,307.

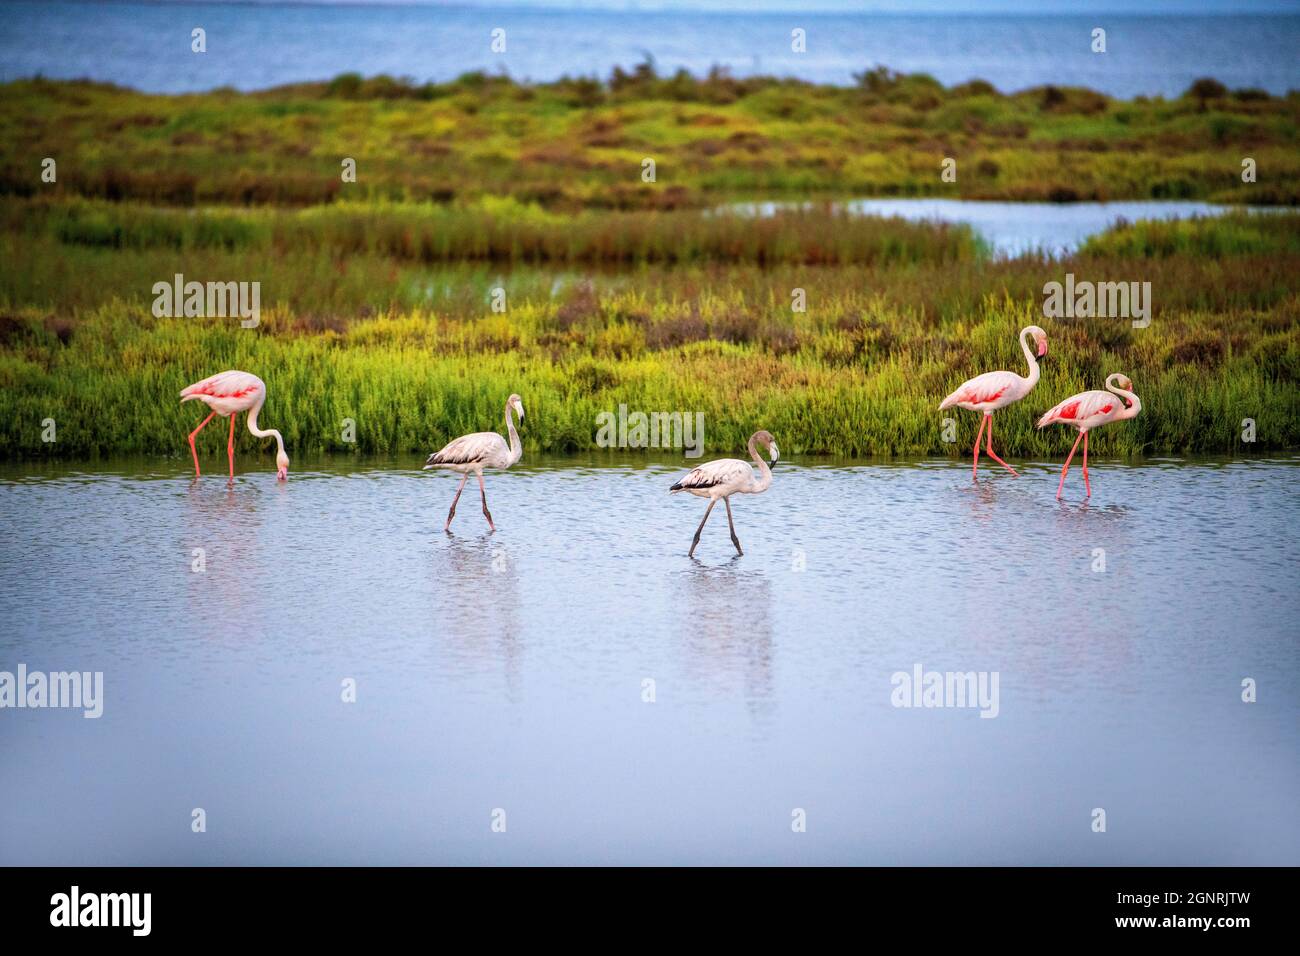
1,453,1297,864
1,3,1297,96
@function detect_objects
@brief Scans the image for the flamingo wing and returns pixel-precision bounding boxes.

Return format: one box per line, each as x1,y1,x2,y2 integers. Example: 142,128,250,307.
939,370,1021,410
1037,390,1118,428
670,458,751,493
424,431,508,468
180,370,263,403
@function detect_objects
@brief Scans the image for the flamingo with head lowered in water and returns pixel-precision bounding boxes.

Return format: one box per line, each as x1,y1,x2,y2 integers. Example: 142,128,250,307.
180,370,289,481
939,325,1048,480
1037,373,1142,499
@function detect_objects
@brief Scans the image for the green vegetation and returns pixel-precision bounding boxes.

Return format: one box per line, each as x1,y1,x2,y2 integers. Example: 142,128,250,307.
2,68,1298,209
3,196,983,267
1,197,1295,461
0,69,1295,463
1080,209,1300,257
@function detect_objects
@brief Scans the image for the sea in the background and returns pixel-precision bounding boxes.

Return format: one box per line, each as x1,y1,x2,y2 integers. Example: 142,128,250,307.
1,1,1298,96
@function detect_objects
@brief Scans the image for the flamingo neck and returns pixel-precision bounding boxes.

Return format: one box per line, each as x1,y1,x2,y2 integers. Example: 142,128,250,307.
246,398,285,457
1019,328,1041,390
747,434,773,493
1107,381,1142,420
504,402,522,466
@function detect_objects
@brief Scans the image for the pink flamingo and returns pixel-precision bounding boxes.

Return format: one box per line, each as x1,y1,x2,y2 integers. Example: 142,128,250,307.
938,325,1048,479
1037,373,1141,499
180,370,289,480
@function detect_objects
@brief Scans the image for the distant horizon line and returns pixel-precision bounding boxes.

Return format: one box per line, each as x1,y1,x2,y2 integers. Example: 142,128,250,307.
8,0,1300,17
12,65,1292,99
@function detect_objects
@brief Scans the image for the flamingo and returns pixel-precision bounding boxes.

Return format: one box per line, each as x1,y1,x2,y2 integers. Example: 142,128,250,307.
423,393,524,532
1037,373,1141,499
180,370,289,480
939,325,1048,480
670,430,778,557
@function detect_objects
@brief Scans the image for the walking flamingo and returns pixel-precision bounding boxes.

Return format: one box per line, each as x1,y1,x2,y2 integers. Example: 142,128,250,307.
670,430,778,557
939,325,1048,479
1037,373,1141,499
423,393,524,532
180,370,289,480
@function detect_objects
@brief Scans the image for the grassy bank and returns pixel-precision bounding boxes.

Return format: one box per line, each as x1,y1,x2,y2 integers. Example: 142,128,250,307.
2,208,1296,460
1,196,984,266
3,198,1294,317
2,68,1297,209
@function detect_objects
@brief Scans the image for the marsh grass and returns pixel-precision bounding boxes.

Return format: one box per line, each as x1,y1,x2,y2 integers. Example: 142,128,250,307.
2,202,1293,320
6,197,982,266
3,70,1297,209
3,69,1295,464
1081,211,1300,257
2,299,1291,462
2,212,1295,461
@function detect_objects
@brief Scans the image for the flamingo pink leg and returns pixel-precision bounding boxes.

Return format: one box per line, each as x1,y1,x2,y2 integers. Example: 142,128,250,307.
445,474,468,532
689,499,718,558
1082,431,1091,498
188,411,217,477
1057,430,1085,499
478,472,495,531
227,414,236,480
971,414,987,480
983,413,1019,477
724,497,743,555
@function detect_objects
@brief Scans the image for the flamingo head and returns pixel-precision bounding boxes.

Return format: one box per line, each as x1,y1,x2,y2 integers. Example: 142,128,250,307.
1027,325,1048,358
755,430,779,464
1110,373,1136,407
276,450,289,481
509,393,525,422
1107,371,1138,408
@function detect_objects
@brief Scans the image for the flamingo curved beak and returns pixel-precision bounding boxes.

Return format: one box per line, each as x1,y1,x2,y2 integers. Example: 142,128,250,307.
1037,340,1048,358
277,467,288,481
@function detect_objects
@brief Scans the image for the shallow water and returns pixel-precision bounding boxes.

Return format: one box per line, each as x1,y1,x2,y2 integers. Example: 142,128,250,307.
733,198,1280,258
1,3,1298,97
1,453,1297,864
